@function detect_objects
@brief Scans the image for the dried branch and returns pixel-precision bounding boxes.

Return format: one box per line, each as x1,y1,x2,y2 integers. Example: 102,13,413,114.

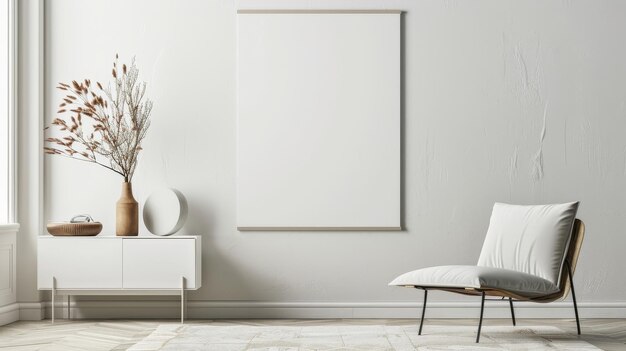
45,55,152,182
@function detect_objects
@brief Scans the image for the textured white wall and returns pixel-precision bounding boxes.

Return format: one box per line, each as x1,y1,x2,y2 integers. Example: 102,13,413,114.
33,0,626,313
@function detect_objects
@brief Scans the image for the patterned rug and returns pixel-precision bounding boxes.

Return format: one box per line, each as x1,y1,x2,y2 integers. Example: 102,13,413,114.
128,324,600,350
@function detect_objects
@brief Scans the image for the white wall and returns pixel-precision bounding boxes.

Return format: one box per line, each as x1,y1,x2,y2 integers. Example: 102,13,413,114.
17,0,44,319
19,0,626,317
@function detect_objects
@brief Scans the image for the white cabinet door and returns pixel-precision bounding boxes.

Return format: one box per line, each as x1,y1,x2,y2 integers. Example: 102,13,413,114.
122,239,197,289
38,238,122,289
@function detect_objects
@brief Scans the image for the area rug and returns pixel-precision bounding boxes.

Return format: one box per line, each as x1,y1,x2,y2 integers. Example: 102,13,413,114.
127,324,600,351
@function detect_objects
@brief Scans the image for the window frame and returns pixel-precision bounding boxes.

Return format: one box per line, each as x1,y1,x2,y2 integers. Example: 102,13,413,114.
2,0,17,224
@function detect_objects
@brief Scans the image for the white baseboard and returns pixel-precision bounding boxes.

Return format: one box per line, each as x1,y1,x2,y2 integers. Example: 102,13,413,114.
0,302,46,322
0,303,20,326
19,302,45,321
29,300,626,320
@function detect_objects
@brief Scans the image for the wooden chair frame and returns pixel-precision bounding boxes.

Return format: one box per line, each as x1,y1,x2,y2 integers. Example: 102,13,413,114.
413,219,585,343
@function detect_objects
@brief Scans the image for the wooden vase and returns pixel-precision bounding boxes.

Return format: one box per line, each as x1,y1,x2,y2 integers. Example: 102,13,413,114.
116,182,138,236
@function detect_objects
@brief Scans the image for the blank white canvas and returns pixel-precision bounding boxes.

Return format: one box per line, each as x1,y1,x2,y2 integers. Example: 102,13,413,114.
237,11,401,230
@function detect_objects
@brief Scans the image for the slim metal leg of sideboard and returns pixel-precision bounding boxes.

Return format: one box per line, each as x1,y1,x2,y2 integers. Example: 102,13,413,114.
51,277,56,324
180,277,185,324
67,295,70,320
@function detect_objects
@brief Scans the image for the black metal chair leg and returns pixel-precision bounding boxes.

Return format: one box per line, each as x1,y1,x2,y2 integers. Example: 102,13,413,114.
476,291,486,343
418,290,428,335
566,261,581,335
509,298,516,326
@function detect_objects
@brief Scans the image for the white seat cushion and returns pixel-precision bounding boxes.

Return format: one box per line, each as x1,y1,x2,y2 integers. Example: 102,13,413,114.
477,202,579,286
388,265,559,297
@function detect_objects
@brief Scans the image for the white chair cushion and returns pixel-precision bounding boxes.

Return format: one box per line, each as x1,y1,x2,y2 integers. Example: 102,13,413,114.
477,202,579,285
388,265,559,297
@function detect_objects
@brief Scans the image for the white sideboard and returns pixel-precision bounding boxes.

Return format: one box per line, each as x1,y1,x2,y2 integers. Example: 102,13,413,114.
38,235,201,322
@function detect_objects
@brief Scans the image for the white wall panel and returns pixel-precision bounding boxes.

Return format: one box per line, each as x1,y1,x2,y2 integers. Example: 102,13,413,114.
0,229,16,307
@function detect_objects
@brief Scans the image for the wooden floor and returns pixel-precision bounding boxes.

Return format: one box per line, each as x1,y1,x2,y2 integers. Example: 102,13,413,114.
0,319,624,351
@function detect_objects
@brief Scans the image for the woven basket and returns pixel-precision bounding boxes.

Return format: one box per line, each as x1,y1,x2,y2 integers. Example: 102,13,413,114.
46,222,103,236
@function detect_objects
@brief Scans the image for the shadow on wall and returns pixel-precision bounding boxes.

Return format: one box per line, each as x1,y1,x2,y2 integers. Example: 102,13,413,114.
184,194,271,302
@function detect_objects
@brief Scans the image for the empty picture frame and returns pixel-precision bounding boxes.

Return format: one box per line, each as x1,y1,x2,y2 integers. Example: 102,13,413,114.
237,10,401,230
